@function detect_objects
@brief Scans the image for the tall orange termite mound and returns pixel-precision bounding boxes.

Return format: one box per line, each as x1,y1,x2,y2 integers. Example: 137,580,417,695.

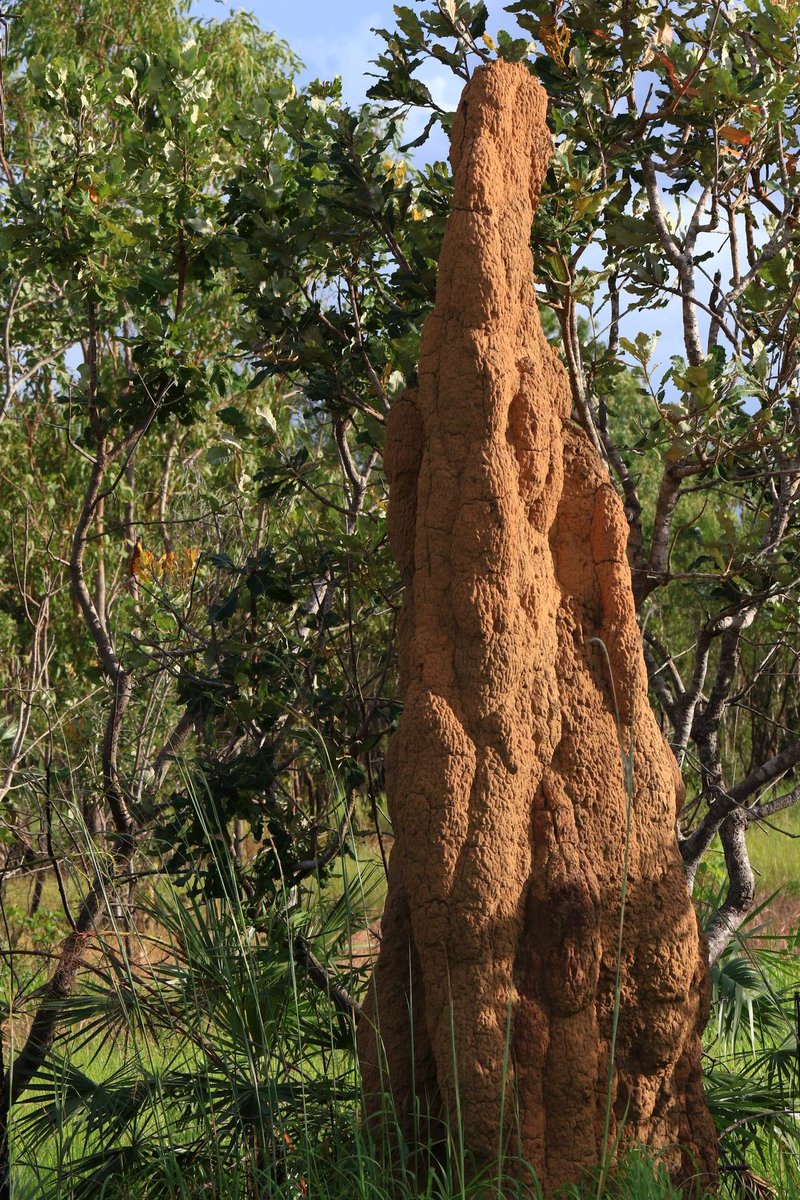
358,59,717,1197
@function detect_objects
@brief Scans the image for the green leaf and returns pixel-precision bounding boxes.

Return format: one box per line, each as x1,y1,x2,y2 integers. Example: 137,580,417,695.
217,405,251,434
469,4,489,39
605,215,660,248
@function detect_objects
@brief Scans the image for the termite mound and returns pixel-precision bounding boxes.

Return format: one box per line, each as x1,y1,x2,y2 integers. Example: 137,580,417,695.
358,58,717,1198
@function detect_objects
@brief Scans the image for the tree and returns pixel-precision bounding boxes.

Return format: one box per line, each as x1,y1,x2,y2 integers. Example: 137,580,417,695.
0,1,298,1185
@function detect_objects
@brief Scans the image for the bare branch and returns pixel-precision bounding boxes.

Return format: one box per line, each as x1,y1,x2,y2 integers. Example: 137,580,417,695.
750,780,800,822
704,811,756,964
293,934,362,1021
150,708,195,793
642,156,705,366
69,449,134,839
729,738,800,804
286,791,356,880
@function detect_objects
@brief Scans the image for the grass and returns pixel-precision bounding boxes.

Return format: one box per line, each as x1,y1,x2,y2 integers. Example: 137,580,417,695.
748,801,800,922
11,1111,721,1200
2,768,798,1199
2,866,723,1200
5,877,783,1200
9,1031,725,1200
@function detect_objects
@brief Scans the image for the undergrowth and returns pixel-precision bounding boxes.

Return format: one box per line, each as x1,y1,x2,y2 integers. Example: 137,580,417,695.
3,775,798,1200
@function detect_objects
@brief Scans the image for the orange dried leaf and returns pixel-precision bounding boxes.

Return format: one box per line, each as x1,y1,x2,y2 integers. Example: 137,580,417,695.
537,12,570,62
718,124,751,147
653,51,678,86
652,52,700,98
129,539,143,576
130,542,157,581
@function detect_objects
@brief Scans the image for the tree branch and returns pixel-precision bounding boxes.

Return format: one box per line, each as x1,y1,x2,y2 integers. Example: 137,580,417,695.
704,810,756,964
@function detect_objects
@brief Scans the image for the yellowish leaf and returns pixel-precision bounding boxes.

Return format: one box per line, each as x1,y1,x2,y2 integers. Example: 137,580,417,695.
718,125,751,147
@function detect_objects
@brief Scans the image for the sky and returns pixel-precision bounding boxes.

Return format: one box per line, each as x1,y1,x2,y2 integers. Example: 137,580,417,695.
189,0,456,108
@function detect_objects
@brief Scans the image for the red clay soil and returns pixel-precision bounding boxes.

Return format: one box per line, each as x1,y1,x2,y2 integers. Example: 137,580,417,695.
357,60,718,1197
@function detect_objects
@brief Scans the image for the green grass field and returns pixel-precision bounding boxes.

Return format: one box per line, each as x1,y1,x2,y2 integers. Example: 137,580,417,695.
749,800,800,894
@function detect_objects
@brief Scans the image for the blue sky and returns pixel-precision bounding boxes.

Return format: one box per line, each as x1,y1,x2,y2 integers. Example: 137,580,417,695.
189,0,450,107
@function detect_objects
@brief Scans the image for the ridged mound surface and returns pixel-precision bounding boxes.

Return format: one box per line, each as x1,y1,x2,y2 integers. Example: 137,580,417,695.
358,59,717,1197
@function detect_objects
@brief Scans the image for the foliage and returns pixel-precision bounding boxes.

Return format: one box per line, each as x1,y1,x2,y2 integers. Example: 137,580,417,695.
9,846,797,1199
1,0,799,1194
697,871,800,1191
12,876,364,1199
